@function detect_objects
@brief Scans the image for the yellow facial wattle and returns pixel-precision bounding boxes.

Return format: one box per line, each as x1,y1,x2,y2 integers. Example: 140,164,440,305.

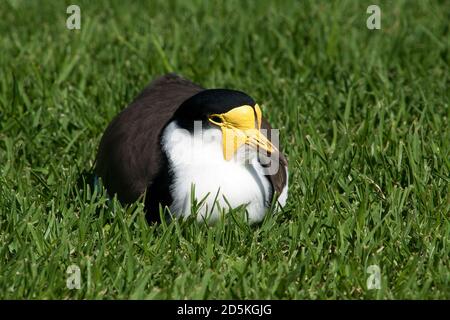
208,104,276,160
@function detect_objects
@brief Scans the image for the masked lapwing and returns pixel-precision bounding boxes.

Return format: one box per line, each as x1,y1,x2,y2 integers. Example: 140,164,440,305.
95,74,288,224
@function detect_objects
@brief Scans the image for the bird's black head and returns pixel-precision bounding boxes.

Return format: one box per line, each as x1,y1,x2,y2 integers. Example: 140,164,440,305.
173,89,256,129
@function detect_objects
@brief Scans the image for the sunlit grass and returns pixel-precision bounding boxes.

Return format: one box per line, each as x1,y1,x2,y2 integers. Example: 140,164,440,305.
0,0,448,299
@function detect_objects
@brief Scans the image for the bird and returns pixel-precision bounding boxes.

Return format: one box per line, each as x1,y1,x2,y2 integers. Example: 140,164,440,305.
95,73,288,224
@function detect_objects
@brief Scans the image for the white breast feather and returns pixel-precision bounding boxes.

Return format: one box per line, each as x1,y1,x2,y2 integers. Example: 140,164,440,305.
161,121,287,224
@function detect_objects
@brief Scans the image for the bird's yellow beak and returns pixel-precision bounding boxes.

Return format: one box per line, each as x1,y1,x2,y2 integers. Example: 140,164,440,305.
208,104,277,160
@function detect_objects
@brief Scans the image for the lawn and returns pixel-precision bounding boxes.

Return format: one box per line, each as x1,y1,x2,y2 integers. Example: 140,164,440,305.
0,0,448,299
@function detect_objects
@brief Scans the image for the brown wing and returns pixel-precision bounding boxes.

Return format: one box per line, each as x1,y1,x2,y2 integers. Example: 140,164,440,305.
95,73,204,203
260,118,288,198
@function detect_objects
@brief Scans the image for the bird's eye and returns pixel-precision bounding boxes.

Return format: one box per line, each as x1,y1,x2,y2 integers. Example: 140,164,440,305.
209,115,222,123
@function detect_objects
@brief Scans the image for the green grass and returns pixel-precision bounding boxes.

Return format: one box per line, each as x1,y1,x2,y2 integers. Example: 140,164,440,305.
0,0,449,299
